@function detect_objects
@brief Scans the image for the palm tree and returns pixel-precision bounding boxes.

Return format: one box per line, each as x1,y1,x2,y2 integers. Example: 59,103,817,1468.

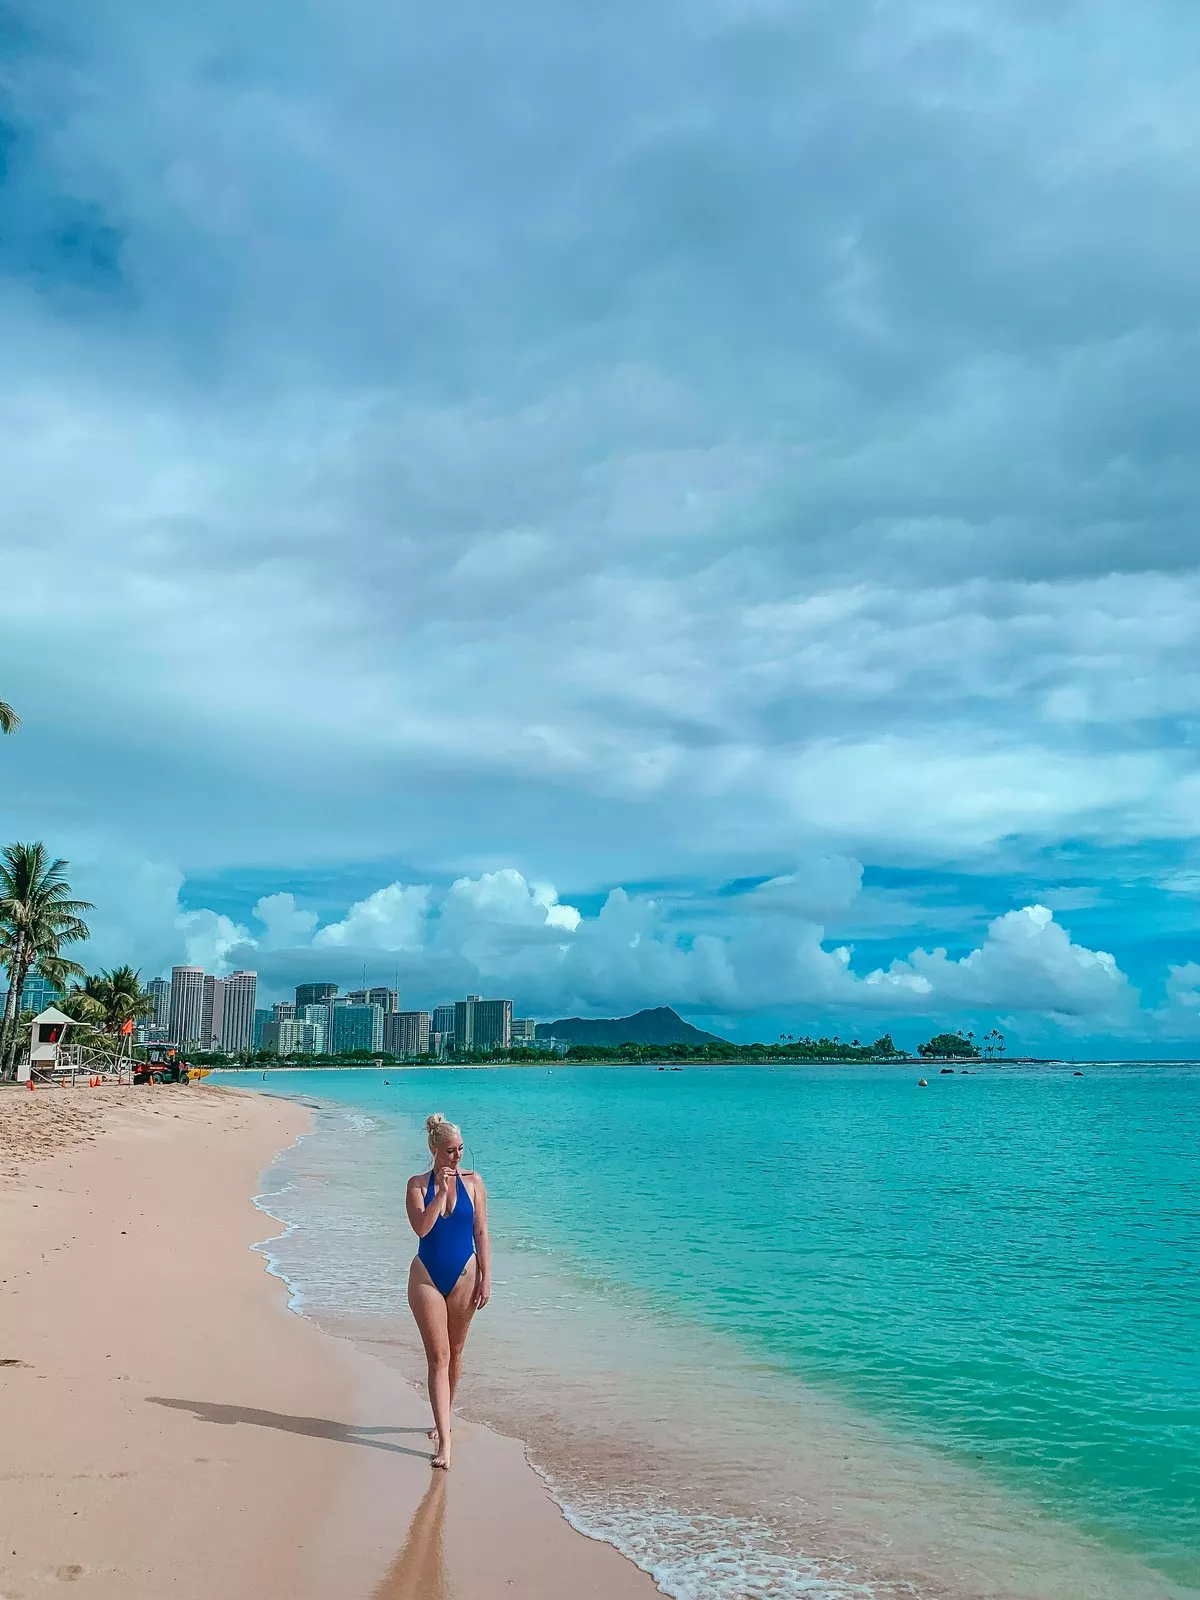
0,843,93,1075
65,966,154,1062
0,701,18,735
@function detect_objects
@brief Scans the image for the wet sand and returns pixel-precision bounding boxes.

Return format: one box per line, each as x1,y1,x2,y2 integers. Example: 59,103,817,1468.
0,1082,659,1599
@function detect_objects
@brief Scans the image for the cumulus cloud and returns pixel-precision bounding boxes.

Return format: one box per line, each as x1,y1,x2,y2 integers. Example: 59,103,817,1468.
864,906,1135,1023
314,883,432,951
122,862,1141,1036
253,893,319,949
175,909,253,972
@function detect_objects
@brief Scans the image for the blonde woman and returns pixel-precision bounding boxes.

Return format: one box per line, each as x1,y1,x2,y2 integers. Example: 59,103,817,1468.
406,1113,491,1469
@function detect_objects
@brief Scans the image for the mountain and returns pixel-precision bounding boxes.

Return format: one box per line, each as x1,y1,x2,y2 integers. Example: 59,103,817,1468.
534,1006,727,1047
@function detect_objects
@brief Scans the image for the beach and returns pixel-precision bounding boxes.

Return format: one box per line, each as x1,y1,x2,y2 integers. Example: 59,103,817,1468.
0,1083,659,1600
245,1064,1200,1600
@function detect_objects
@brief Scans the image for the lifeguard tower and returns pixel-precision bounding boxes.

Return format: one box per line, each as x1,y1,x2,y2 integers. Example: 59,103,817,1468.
17,1005,76,1083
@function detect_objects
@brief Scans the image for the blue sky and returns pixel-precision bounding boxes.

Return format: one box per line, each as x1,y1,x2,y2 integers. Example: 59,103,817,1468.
2,1,1200,1051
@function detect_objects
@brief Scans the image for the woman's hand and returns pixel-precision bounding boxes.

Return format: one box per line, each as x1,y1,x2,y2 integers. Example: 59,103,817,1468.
472,1267,491,1310
434,1164,456,1195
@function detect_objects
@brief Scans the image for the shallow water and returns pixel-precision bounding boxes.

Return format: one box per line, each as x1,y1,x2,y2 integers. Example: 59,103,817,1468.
235,1063,1200,1599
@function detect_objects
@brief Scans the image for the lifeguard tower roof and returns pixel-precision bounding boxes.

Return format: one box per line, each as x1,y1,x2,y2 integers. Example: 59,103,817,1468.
34,1006,74,1027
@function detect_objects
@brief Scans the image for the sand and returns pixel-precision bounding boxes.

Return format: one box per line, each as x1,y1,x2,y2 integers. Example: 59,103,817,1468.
0,1082,660,1599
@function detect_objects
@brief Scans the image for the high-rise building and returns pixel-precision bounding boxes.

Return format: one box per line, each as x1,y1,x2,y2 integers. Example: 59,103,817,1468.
272,1000,296,1022
222,970,257,1052
261,1018,325,1056
431,1004,456,1038
201,975,227,1050
453,995,482,1048
0,973,64,1019
295,982,338,1010
147,977,171,1031
510,1017,537,1044
299,1003,332,1041
169,966,205,1047
330,1004,384,1054
347,989,368,1005
474,999,512,1050
368,986,399,1013
253,1008,272,1048
453,995,510,1050
384,1011,430,1058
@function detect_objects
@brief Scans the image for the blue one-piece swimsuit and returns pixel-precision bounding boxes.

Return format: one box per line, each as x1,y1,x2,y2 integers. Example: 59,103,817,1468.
418,1171,476,1296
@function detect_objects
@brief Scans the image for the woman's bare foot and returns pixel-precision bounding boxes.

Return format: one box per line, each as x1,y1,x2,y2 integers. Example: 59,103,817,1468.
427,1427,438,1443
431,1431,451,1469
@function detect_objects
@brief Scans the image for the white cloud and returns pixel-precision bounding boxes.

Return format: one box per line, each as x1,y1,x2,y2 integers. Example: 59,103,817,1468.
175,908,253,973
1165,963,1200,1010
313,882,431,951
253,892,319,949
865,906,1135,1023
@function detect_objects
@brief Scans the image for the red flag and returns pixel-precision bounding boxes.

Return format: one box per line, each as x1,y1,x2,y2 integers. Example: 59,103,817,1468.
121,1019,134,1036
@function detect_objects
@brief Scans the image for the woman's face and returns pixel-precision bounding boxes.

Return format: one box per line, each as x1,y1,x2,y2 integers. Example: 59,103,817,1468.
435,1134,464,1169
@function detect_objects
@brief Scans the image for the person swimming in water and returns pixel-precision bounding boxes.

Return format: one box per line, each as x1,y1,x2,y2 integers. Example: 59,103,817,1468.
406,1113,491,1469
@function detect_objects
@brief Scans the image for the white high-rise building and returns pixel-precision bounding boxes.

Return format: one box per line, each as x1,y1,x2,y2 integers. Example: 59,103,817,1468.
222,971,258,1052
169,966,205,1046
510,1017,537,1044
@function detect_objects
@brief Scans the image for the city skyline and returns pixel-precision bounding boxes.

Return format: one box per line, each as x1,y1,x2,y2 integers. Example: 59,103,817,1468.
153,964,533,1057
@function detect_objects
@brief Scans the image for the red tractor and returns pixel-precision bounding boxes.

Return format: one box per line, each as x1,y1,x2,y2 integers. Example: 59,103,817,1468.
133,1043,191,1085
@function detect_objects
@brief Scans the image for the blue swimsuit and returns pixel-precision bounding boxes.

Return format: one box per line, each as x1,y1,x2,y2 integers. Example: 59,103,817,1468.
417,1171,476,1296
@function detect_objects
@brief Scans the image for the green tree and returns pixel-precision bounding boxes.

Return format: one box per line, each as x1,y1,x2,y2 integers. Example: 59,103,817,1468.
917,1031,980,1059
64,965,155,1065
0,843,93,1075
0,701,18,735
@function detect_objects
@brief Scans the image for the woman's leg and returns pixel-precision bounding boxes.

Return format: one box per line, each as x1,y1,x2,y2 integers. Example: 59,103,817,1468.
445,1259,478,1413
407,1258,452,1467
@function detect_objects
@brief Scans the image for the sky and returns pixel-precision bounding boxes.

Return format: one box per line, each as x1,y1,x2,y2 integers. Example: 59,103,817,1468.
2,0,1200,1052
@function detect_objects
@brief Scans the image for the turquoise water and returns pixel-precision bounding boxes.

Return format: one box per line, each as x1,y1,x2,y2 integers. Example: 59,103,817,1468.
236,1064,1200,1599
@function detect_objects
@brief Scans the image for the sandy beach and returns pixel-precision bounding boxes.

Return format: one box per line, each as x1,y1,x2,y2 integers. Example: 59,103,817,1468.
0,1082,659,1600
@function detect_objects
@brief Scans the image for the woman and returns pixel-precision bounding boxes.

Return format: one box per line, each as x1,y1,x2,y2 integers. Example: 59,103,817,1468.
406,1113,491,1469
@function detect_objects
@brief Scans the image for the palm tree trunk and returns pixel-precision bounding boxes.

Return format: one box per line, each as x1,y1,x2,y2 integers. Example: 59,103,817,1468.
2,952,35,1076
0,929,26,1077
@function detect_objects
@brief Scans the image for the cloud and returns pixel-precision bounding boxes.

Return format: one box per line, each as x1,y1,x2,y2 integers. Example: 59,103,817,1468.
252,892,319,949
314,883,431,951
175,908,253,972
120,861,1140,1035
2,1,1200,1041
864,905,1135,1023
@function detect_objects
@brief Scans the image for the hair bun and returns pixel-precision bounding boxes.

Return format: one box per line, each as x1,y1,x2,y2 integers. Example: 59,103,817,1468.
425,1111,462,1152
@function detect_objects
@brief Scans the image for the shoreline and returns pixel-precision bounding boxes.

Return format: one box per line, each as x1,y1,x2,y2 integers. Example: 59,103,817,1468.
0,1082,660,1599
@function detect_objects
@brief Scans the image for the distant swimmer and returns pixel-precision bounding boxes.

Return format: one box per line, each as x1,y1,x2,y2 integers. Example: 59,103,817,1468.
405,1113,491,1470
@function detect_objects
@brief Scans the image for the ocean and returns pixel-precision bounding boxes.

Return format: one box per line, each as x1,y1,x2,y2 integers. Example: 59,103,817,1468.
226,1063,1200,1600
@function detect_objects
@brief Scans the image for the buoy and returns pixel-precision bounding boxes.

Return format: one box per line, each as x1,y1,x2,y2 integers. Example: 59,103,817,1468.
918,1078,928,1087
28,1078,36,1091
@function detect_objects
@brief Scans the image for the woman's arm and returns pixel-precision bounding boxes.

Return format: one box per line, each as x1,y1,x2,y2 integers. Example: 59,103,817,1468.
471,1174,491,1308
406,1170,450,1238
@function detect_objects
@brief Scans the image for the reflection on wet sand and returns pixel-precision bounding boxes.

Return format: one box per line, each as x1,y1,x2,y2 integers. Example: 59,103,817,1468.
373,1471,449,1600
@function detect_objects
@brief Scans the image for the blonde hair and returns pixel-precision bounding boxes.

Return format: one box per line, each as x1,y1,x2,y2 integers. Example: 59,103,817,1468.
425,1112,462,1153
